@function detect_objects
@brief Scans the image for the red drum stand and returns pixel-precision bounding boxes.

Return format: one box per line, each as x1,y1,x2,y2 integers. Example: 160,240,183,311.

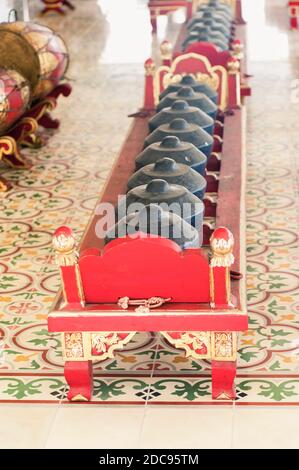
0,83,72,192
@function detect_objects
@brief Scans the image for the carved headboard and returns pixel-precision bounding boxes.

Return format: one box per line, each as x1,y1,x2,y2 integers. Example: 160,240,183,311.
154,52,228,110
53,227,235,308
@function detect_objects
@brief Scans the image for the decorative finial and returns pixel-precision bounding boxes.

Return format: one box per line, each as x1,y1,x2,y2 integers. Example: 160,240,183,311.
210,227,234,268
52,226,78,266
144,58,155,76
231,40,244,60
160,40,173,60
227,57,240,74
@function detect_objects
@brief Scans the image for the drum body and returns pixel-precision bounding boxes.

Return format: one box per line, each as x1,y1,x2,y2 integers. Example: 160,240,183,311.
0,21,69,100
0,68,31,134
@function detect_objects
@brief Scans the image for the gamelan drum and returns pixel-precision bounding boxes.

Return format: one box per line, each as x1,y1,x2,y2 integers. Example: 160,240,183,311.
0,21,69,101
0,68,31,134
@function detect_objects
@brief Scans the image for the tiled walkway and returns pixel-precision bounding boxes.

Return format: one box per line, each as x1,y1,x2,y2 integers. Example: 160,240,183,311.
0,0,299,448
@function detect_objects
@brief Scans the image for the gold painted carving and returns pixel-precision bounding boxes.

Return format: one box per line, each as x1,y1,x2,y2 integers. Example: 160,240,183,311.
210,231,234,268
63,332,84,359
71,394,88,402
161,331,211,359
52,230,78,266
154,53,228,110
90,332,136,360
211,332,237,361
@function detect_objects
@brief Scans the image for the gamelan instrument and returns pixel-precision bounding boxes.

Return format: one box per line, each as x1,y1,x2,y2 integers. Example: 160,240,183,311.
48,1,250,403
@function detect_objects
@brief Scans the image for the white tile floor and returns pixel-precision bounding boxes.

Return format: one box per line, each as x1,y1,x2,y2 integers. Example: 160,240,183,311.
1,0,299,449
2,403,299,448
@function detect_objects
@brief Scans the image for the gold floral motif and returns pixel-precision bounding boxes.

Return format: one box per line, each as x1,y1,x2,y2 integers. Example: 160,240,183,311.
162,72,219,94
92,332,119,353
91,332,136,360
210,229,235,268
161,332,211,359
212,332,237,361
64,332,84,359
154,53,228,110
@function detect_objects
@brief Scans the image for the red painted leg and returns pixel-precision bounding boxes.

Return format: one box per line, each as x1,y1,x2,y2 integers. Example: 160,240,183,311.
150,15,157,33
64,360,93,401
290,16,298,29
235,0,246,24
212,360,237,400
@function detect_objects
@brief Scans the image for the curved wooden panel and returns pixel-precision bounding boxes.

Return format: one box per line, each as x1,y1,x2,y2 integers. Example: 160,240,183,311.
79,234,210,303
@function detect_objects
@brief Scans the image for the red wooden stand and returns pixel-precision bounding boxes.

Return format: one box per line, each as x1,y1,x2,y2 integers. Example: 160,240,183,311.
0,83,72,192
40,0,75,16
49,98,247,402
48,5,249,402
144,46,242,113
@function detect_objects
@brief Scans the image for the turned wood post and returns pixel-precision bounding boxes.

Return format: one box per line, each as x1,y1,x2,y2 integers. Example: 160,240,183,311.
52,226,85,306
227,57,241,109
160,40,173,67
209,227,235,308
235,0,246,24
143,58,156,110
